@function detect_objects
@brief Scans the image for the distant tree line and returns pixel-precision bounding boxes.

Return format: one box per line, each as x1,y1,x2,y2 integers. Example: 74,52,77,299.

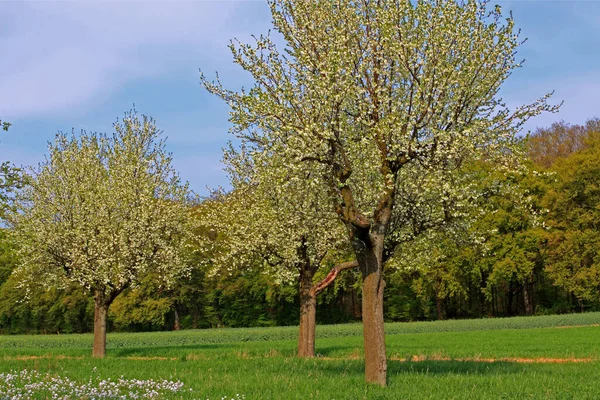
0,118,598,334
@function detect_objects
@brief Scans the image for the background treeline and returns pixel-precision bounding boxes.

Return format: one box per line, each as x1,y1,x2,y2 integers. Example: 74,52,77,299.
0,118,598,334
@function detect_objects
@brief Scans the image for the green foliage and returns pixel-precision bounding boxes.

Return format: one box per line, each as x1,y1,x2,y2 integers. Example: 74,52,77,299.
0,229,17,286
545,130,600,304
110,288,174,332
0,116,23,221
474,164,550,315
0,118,10,132
1,102,599,335
527,118,600,169
0,276,92,334
383,270,425,322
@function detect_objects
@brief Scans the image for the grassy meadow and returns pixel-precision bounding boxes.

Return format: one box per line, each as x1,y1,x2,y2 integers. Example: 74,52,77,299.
1,313,599,399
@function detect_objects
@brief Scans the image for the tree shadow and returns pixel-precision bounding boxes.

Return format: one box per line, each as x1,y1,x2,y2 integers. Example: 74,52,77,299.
110,343,234,357
314,357,527,378
315,344,363,358
388,359,525,375
110,342,298,358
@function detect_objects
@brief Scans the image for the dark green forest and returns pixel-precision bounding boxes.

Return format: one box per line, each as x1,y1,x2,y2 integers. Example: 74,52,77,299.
0,118,599,334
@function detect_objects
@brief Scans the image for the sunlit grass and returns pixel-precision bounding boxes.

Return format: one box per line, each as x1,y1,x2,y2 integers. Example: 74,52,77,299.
1,313,599,399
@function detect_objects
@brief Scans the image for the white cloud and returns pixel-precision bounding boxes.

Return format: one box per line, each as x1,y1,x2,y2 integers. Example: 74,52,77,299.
0,1,262,119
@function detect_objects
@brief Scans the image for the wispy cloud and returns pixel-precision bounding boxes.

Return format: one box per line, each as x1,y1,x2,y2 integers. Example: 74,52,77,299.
0,1,255,119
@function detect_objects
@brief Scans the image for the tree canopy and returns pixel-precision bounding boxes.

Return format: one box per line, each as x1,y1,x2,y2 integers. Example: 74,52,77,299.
544,131,600,305
202,0,558,385
527,118,600,169
9,111,193,357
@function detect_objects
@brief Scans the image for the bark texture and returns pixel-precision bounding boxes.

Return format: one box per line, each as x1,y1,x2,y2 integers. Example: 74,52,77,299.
298,265,317,358
436,296,444,320
173,307,181,331
92,291,109,358
297,260,359,358
523,283,533,316
354,233,387,386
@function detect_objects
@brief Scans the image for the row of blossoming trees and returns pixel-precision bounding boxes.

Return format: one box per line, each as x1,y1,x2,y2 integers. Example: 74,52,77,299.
3,0,598,386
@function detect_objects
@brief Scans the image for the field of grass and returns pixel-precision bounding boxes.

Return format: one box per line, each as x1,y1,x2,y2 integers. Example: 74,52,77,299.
1,312,599,399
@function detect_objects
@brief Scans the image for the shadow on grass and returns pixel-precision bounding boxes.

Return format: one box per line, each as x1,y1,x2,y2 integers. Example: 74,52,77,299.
389,359,524,375
314,358,526,378
111,343,237,357
314,344,363,358
110,343,298,358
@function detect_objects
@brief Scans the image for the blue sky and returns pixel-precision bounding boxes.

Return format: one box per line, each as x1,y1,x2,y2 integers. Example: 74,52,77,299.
1,1,599,196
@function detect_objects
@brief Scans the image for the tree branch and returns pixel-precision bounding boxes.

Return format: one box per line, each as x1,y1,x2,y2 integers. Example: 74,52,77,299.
312,260,359,296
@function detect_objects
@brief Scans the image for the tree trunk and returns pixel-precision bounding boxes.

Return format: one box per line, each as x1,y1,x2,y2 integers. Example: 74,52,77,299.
436,296,444,320
173,307,181,331
92,292,109,358
336,170,390,385
352,288,361,318
523,283,533,316
298,266,317,358
356,237,387,387
297,260,359,357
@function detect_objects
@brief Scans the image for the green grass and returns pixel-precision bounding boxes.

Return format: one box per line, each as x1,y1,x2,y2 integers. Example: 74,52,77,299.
1,313,600,399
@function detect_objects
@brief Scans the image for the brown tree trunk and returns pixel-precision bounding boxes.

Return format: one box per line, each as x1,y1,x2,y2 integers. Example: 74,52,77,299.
297,260,359,358
355,236,387,387
298,266,317,358
173,307,181,331
92,291,109,358
523,283,533,316
436,296,444,320
352,288,361,318
335,164,390,385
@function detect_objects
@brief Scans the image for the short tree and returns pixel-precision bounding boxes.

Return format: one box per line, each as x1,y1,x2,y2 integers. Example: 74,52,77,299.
10,111,192,357
201,162,355,357
202,0,558,384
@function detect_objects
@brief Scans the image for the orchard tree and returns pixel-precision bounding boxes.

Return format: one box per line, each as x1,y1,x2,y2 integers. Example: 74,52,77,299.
9,111,192,357
202,0,558,385
201,161,356,357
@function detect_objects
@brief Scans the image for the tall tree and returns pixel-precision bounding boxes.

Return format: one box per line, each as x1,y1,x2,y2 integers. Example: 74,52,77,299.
544,131,600,308
527,118,600,169
202,0,558,385
476,164,549,316
9,111,192,357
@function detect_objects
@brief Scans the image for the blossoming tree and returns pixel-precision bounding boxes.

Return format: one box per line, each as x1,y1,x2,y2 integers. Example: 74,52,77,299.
202,0,558,385
201,150,355,357
10,111,192,357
